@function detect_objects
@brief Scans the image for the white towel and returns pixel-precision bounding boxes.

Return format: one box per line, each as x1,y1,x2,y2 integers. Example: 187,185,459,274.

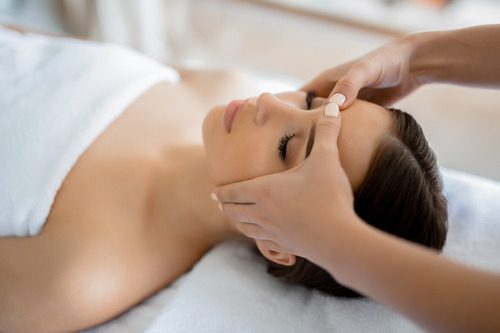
145,168,500,333
0,27,179,237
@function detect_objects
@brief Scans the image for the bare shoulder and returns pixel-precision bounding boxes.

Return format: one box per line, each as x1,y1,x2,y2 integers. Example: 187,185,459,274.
0,215,173,332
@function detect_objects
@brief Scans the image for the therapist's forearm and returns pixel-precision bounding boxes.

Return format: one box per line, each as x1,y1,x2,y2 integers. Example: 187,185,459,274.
411,24,500,88
317,219,500,333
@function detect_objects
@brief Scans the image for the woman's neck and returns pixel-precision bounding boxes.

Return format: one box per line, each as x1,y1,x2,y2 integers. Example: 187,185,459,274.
148,145,247,248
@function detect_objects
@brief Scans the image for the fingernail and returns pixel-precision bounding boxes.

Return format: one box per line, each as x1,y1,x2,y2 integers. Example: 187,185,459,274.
329,93,346,106
210,193,219,202
217,203,223,211
325,102,340,118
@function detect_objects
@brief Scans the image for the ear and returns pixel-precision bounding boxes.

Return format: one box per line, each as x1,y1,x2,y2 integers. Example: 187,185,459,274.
255,240,296,266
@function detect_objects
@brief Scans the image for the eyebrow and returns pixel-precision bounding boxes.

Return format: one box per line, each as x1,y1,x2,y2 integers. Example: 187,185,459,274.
305,123,316,158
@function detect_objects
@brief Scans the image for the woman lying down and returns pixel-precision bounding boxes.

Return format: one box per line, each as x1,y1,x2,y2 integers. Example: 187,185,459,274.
0,25,448,332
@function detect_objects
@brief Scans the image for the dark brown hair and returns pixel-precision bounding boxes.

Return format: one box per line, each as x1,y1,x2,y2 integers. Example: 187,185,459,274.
262,108,448,298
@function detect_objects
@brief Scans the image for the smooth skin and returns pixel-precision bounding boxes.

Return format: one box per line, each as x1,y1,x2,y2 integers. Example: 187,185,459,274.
214,24,500,333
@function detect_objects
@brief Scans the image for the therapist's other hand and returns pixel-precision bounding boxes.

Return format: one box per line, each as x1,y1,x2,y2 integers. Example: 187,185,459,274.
213,114,357,263
301,35,422,109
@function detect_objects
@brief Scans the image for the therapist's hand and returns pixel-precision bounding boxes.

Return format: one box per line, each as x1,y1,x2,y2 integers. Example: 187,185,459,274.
213,113,359,263
301,34,424,109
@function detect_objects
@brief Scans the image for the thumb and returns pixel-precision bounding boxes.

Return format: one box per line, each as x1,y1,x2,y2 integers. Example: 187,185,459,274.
213,176,262,204
300,76,335,98
328,66,367,110
299,63,353,98
310,113,342,157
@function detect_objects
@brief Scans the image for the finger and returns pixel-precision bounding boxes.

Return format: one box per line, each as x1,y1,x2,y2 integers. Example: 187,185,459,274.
328,63,370,109
300,75,336,98
237,222,275,241
222,202,261,224
310,114,342,157
213,177,263,204
300,63,352,98
356,87,378,102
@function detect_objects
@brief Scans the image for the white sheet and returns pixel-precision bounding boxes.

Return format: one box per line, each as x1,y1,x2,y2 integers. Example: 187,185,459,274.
84,168,500,333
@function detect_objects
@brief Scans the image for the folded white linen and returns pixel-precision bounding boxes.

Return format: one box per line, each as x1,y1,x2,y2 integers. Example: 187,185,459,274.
143,168,500,333
0,26,179,237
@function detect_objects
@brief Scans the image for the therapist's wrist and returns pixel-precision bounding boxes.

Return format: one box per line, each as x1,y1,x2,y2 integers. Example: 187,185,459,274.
408,30,450,86
311,212,366,276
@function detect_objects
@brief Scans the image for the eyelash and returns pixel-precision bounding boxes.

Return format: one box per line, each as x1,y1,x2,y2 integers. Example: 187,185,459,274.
278,91,315,161
278,133,295,161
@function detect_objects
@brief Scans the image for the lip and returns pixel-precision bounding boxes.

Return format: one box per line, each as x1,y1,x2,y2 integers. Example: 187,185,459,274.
224,99,245,133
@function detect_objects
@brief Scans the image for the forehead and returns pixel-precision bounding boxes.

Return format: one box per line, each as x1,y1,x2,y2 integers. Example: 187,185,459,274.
271,93,394,191
337,100,393,190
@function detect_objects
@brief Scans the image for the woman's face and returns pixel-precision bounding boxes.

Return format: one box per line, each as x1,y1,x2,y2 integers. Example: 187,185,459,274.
202,91,393,190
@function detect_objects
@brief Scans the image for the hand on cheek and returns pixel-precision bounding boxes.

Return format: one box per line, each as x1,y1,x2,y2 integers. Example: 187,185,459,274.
213,112,359,264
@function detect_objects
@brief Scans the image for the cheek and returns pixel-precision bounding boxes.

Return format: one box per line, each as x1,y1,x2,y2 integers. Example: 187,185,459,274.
204,130,281,185
203,108,285,185
210,137,274,185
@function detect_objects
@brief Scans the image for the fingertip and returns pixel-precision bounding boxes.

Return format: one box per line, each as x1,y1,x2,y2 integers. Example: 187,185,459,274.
330,93,357,111
324,102,340,118
330,75,364,109
327,93,346,106
210,179,257,204
329,90,355,108
212,186,227,203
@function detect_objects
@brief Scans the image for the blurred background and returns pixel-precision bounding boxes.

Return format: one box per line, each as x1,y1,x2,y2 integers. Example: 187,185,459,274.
1,0,500,180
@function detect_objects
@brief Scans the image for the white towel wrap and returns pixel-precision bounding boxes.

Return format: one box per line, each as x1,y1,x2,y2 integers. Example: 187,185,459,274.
0,27,179,237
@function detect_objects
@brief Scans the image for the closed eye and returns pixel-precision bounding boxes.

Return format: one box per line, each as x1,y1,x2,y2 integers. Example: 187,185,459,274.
278,91,317,163
278,132,295,161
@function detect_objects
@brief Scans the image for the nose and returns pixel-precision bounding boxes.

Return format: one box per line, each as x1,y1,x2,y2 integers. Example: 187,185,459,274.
255,93,296,126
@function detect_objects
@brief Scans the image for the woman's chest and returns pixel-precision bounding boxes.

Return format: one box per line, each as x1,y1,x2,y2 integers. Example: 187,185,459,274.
44,83,204,238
